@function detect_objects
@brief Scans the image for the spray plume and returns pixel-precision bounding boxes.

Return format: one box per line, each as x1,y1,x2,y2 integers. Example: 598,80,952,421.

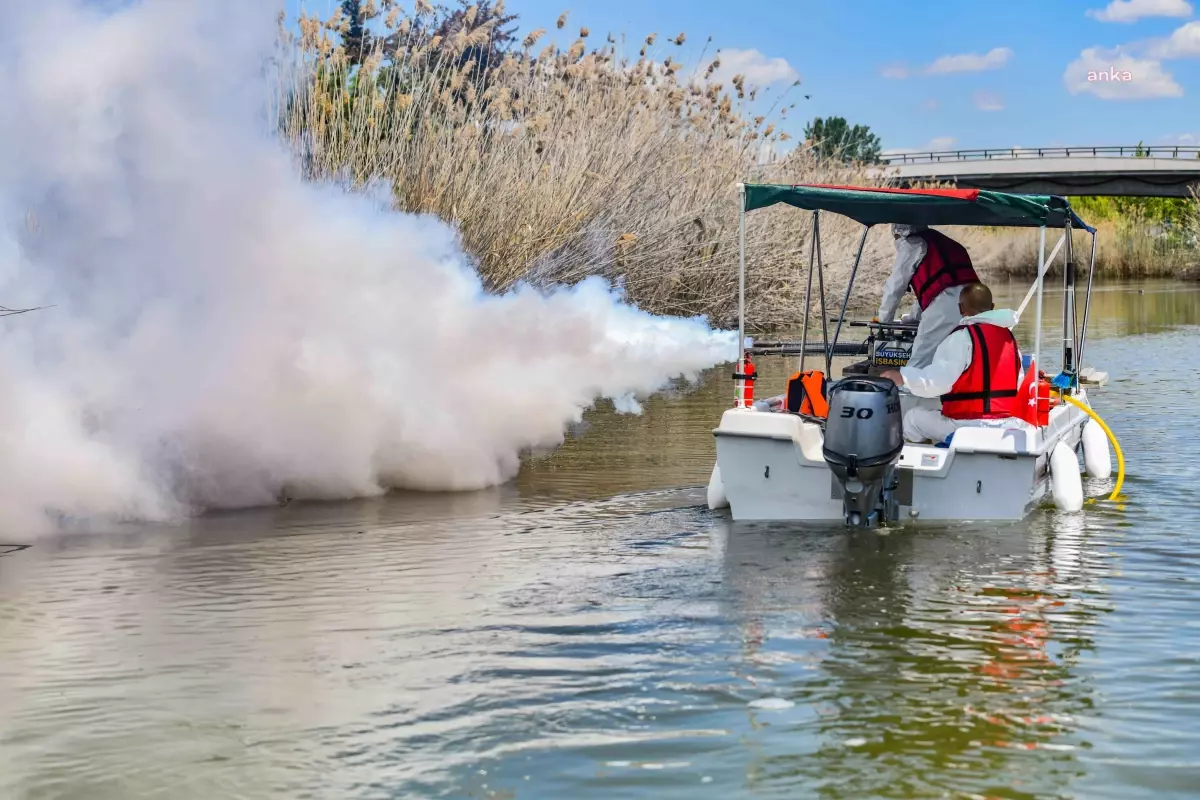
0,0,736,533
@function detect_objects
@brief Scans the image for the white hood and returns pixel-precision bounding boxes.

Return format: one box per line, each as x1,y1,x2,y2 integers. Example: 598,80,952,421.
961,308,1018,329
899,307,1024,399
891,223,928,239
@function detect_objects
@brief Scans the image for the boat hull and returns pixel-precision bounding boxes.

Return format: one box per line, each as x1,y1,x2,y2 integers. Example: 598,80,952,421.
712,393,1090,522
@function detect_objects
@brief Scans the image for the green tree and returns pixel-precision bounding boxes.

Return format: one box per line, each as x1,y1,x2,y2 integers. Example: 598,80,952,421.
803,116,883,165
340,0,370,65
393,1,518,78
375,1,519,121
1070,139,1192,226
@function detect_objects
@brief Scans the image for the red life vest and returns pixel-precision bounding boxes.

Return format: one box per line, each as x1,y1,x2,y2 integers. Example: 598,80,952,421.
941,323,1022,420
909,229,979,310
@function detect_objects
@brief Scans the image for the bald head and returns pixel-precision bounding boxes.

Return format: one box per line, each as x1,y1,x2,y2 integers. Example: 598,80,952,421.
958,282,993,317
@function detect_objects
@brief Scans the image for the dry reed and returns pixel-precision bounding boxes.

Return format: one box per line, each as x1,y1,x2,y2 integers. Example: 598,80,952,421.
975,201,1200,279
271,5,1198,332
270,4,910,330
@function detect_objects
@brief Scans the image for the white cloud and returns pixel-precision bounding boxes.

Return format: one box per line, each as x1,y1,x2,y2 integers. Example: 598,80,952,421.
878,48,1011,79
973,90,1005,111
1158,131,1200,143
1087,0,1192,22
1064,46,1184,98
924,47,1013,75
883,136,957,157
1147,20,1200,57
709,48,799,88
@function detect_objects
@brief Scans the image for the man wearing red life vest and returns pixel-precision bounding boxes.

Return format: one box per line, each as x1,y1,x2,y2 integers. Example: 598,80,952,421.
876,223,981,369
880,282,1027,444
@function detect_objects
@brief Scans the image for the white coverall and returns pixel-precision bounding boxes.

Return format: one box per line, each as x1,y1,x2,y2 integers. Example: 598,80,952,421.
877,224,966,370
898,309,1029,443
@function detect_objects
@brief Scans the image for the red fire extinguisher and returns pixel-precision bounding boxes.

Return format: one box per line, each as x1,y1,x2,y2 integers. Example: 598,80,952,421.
734,352,757,408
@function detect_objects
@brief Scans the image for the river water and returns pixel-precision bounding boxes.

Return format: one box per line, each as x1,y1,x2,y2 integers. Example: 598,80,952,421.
1,280,1198,799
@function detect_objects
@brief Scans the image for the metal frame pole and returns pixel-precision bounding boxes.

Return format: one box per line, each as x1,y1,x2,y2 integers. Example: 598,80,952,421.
828,225,871,376
1071,265,1079,365
799,211,818,374
737,184,746,355
1061,220,1076,384
737,183,747,407
1077,230,1099,371
814,212,831,374
1017,232,1065,319
1034,226,1045,373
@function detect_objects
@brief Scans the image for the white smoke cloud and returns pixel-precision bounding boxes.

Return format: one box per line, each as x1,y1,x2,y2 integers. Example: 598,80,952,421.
0,0,737,533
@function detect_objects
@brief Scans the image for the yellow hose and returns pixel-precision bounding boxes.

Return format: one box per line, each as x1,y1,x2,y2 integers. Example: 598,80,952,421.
1060,393,1125,500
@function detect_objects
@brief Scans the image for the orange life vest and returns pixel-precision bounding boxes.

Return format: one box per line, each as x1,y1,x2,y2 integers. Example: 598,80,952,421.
909,229,979,309
786,370,828,418
941,323,1022,420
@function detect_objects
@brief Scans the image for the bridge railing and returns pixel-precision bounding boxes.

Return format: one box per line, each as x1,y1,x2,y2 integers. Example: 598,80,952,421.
882,146,1200,165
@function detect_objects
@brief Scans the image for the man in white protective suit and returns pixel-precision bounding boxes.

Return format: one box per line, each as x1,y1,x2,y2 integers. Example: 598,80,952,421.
880,282,1029,444
876,223,981,369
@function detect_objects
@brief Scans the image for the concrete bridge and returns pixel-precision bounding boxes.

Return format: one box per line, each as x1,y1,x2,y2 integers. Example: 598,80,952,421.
873,146,1200,197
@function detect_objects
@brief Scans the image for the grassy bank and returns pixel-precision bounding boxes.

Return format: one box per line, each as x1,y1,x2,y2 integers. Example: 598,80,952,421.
976,196,1200,279
272,3,1197,327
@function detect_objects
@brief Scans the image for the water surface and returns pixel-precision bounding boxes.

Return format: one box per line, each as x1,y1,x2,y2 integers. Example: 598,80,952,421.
1,281,1198,799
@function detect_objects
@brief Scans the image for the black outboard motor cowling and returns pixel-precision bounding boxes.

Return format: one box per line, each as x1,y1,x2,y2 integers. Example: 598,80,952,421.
822,377,904,526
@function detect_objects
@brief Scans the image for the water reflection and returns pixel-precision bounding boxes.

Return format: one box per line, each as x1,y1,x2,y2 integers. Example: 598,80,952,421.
1016,280,1200,336
717,514,1113,798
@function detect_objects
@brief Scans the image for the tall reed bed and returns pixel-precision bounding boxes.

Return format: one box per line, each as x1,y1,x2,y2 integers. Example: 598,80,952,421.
269,3,1194,330
979,195,1200,279
269,2,908,328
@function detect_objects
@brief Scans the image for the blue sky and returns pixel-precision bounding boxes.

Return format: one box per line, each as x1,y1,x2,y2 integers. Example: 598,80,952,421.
289,0,1200,153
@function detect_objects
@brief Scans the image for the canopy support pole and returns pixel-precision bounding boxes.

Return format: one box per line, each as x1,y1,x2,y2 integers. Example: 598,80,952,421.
1061,220,1076,388
737,184,746,358
1077,230,1098,372
1033,226,1045,375
1017,231,1066,320
735,184,748,408
813,212,831,377
828,225,870,377
799,211,818,374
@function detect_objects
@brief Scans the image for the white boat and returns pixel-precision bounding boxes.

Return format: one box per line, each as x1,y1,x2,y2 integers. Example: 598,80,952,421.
708,183,1122,525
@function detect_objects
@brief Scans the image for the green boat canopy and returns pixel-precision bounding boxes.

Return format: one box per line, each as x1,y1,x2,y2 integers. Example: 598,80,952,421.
742,183,1095,232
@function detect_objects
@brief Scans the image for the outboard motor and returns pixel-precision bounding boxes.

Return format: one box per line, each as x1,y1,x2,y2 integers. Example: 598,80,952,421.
822,377,904,527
